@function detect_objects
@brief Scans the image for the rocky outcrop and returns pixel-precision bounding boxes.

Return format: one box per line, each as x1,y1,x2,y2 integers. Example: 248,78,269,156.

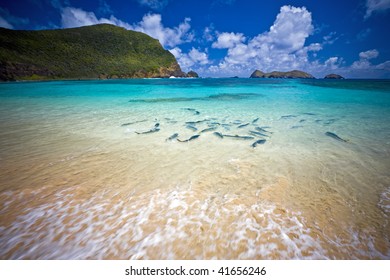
0,62,56,81
324,74,344,79
250,70,266,78
187,70,199,78
250,69,314,79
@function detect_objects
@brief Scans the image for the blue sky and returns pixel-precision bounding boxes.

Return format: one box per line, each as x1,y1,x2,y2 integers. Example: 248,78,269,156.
0,0,390,78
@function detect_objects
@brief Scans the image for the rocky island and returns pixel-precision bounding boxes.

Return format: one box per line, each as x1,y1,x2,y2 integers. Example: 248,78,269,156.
0,24,187,81
324,74,344,79
250,69,314,79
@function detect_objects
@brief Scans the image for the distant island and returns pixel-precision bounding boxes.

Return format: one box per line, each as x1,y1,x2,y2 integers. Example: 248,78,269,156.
0,24,198,81
250,70,314,79
324,74,344,79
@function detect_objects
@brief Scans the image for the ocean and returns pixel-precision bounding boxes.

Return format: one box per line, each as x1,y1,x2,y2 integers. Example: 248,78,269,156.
0,78,389,259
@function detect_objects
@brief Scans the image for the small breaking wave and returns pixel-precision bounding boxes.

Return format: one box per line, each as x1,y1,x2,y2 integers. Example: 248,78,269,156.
0,185,325,259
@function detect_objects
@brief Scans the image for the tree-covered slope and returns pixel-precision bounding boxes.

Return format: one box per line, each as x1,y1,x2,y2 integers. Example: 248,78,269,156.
0,24,185,81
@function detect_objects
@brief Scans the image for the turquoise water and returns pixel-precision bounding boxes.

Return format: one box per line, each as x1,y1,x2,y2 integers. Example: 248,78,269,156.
0,78,389,259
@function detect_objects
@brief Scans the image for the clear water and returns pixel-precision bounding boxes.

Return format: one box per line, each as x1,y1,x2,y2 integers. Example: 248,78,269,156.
0,78,389,259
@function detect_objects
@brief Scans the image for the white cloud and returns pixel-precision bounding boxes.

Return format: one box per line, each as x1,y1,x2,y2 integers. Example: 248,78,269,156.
170,47,209,72
130,13,193,47
203,25,215,42
359,49,379,60
206,5,318,76
60,7,192,48
61,7,132,29
137,0,169,10
0,15,13,29
365,0,390,19
352,49,379,69
212,32,246,49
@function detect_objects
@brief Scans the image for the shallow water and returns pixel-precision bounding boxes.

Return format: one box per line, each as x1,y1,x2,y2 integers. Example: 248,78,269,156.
0,78,389,259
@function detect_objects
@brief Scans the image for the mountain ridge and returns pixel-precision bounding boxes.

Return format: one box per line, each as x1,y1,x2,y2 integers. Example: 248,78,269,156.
0,24,186,81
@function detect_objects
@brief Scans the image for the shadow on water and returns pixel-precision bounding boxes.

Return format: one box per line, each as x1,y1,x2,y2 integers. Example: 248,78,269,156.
300,79,390,92
128,92,263,103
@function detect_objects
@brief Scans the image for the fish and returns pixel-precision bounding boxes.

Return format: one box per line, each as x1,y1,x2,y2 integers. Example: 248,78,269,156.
121,119,147,126
249,131,269,137
223,134,255,140
213,132,224,138
281,115,298,119
200,127,217,133
255,127,272,133
183,108,200,115
186,125,198,131
302,113,316,116
155,123,160,127
185,119,210,125
299,119,306,123
177,135,200,142
166,133,179,141
135,127,160,134
251,139,266,147
238,123,250,128
252,117,259,123
291,125,304,129
325,132,348,142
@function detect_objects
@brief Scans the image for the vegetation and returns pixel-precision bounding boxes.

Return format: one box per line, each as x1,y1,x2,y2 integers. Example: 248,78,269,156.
0,24,182,81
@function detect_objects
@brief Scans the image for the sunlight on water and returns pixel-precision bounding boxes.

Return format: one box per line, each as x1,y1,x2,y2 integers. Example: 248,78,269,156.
0,79,389,259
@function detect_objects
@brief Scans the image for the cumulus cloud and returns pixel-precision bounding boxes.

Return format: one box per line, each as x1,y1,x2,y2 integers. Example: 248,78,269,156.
365,0,390,19
0,7,29,29
130,13,193,47
170,47,209,72
212,32,246,49
0,15,13,29
351,49,379,69
60,7,192,48
206,5,318,76
137,0,169,10
61,7,132,29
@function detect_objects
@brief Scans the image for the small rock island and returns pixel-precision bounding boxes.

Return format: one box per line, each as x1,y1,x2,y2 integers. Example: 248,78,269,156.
250,69,314,79
324,74,344,79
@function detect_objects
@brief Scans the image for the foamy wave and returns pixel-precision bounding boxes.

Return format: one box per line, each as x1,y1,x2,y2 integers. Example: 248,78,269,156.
0,185,326,259
379,187,390,216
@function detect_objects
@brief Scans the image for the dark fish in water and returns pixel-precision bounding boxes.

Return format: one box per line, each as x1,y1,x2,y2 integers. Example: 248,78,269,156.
281,115,298,119
166,133,179,141
323,119,337,125
200,127,217,133
325,132,348,142
238,123,250,128
291,125,304,129
135,127,160,134
223,134,254,140
178,135,200,142
249,130,269,137
209,122,220,127
299,119,306,123
252,117,259,123
121,119,147,126
251,139,266,147
185,119,209,125
255,126,272,133
302,113,316,116
222,124,231,130
155,123,160,127
183,108,200,115
186,125,198,131
214,132,224,138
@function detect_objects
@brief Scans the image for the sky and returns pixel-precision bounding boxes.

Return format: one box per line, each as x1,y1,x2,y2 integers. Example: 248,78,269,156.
0,0,390,78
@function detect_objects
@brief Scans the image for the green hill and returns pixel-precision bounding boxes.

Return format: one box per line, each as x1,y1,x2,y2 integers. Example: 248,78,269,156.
0,24,185,81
